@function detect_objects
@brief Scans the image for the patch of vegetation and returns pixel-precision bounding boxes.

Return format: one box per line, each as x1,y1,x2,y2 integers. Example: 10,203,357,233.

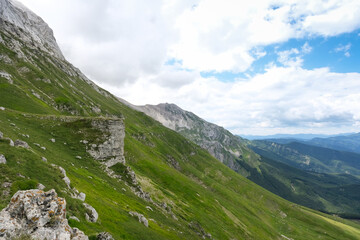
11,179,38,193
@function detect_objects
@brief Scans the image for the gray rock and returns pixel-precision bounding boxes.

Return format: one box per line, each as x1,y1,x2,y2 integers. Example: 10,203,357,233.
1,182,11,188
0,189,88,239
77,192,86,202
76,156,82,159
69,216,80,222
50,138,56,143
37,183,45,190
129,211,148,227
96,232,114,240
0,106,5,110
83,203,98,223
8,138,14,147
17,173,25,178
58,166,71,188
0,131,3,139
0,71,13,84
14,139,29,148
0,154,6,164
41,157,47,162
41,146,46,150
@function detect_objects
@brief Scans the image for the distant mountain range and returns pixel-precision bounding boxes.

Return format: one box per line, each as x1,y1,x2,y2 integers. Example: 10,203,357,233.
241,133,355,140
258,133,360,155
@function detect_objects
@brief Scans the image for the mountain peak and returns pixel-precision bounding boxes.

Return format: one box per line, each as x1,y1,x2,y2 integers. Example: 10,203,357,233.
0,0,64,59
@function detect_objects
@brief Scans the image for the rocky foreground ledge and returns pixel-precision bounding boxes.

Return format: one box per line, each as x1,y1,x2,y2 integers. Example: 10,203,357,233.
0,189,88,240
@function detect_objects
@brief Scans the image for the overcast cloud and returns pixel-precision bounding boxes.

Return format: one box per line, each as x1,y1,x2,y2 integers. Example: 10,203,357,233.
18,0,360,135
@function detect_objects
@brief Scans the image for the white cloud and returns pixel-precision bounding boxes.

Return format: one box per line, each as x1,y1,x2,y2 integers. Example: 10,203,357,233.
19,0,360,78
17,0,360,134
101,65,360,135
334,43,352,57
276,42,312,67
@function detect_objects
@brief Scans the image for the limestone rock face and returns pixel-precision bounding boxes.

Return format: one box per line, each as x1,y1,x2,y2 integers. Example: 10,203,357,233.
87,119,125,168
0,189,88,240
0,0,64,59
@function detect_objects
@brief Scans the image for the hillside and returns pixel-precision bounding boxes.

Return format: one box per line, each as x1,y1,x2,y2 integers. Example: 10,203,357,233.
132,103,360,218
0,0,360,239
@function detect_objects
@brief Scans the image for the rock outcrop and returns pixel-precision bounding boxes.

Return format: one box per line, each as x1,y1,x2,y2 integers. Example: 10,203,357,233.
0,189,88,240
87,119,125,168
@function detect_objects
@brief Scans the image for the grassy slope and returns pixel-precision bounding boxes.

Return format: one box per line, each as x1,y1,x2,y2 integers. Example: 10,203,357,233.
0,29,360,239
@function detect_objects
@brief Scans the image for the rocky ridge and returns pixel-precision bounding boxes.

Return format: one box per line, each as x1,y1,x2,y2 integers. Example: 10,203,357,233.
130,102,260,176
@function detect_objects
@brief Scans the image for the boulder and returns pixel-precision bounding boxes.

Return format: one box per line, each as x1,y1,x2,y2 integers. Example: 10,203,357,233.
0,189,88,240
77,192,86,202
0,131,3,139
83,203,98,223
96,232,114,240
14,139,29,148
7,138,14,147
0,154,6,164
129,211,148,227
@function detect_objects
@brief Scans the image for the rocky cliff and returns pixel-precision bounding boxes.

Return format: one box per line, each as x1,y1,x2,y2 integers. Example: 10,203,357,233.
0,0,63,59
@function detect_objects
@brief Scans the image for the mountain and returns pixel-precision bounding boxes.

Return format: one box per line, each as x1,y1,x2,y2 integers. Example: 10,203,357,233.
305,133,360,154
132,103,360,218
251,140,360,176
1,0,360,239
128,102,260,177
250,133,360,154
241,133,342,140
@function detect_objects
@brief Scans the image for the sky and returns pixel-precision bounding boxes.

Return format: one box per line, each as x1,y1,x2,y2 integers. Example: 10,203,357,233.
18,0,360,136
